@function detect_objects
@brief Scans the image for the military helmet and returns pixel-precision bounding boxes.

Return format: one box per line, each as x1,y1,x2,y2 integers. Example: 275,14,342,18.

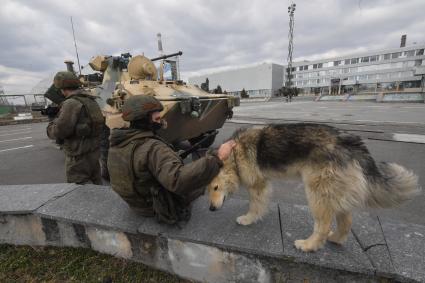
121,95,164,121
53,71,82,89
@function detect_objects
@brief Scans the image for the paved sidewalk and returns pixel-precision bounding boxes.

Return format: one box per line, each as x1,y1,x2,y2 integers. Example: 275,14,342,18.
0,184,423,282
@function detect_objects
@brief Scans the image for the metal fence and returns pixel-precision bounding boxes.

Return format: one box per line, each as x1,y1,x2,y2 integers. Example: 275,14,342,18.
0,94,47,116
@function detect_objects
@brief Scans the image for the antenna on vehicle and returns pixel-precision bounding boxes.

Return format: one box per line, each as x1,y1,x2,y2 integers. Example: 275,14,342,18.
70,16,82,75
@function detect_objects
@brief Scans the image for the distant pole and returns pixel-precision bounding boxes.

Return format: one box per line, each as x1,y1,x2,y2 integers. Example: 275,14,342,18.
70,17,82,75
286,2,296,101
157,33,164,55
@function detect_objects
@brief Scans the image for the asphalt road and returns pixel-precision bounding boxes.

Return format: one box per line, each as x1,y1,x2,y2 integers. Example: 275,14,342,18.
0,100,424,226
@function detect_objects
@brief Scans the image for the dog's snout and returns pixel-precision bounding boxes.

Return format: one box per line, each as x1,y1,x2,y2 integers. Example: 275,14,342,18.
209,205,217,211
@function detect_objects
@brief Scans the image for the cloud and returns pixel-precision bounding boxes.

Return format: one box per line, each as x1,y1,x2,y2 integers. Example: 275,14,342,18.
0,0,424,93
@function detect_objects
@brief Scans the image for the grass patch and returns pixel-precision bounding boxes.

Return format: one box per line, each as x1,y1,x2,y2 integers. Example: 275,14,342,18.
0,244,192,283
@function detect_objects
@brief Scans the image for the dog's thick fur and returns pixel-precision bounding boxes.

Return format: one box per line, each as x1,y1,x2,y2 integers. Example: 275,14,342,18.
207,123,420,252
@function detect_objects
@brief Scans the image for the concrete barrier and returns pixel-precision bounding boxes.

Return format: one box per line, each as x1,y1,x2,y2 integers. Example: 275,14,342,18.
317,94,348,102
0,184,424,283
376,92,424,103
347,94,378,101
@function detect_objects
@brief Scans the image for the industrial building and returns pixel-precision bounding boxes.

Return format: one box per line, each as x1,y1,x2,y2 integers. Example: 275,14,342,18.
188,63,284,98
188,41,424,98
291,44,425,96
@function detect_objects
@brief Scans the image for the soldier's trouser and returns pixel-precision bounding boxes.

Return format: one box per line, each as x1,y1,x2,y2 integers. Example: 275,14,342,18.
65,150,102,185
100,124,110,180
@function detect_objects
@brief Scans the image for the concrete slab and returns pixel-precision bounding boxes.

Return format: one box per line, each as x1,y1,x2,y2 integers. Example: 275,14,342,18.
278,203,374,275
138,196,283,257
36,185,148,234
0,183,79,214
380,218,425,283
351,212,394,275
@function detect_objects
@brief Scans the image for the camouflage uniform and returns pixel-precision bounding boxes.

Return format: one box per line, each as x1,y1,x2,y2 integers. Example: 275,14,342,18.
108,95,223,223
47,72,104,184
108,128,222,218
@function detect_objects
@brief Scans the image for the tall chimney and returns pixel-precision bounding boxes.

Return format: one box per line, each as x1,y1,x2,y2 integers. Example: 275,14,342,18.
157,33,164,55
64,60,75,73
400,34,407,47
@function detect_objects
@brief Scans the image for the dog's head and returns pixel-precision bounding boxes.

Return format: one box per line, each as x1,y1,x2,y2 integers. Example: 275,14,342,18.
207,160,240,211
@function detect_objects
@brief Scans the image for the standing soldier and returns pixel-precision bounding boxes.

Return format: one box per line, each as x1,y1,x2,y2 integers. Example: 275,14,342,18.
47,71,104,184
108,95,235,224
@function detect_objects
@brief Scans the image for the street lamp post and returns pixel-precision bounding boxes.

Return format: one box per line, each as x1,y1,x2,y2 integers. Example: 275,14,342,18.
285,2,296,102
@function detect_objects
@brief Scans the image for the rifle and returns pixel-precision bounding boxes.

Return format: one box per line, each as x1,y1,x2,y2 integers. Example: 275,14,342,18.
31,84,63,118
179,130,218,159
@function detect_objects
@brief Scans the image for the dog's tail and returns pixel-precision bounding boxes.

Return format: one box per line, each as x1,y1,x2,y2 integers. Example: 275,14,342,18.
367,162,421,208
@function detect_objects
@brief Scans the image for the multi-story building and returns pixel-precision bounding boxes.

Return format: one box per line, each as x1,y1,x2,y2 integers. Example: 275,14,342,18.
290,44,425,95
188,63,284,98
188,44,424,98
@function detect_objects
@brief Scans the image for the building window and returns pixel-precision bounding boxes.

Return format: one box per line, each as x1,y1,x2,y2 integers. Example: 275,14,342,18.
370,55,379,62
390,62,403,68
401,81,421,89
416,49,424,56
391,52,401,59
361,56,369,63
383,53,391,60
403,61,415,67
334,61,341,66
415,59,422,66
405,50,415,57
400,71,413,77
345,59,351,65
350,58,359,64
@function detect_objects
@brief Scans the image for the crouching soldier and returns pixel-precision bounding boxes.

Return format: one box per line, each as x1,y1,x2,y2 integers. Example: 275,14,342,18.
108,95,235,224
47,71,104,184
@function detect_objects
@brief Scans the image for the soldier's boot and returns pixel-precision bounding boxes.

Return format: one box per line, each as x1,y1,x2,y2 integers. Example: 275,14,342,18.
100,157,110,181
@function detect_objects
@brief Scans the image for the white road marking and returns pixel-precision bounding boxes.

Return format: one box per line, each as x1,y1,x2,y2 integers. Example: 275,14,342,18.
229,119,266,125
0,127,31,133
350,119,425,125
0,145,34,152
0,137,32,143
0,130,32,137
393,133,425,144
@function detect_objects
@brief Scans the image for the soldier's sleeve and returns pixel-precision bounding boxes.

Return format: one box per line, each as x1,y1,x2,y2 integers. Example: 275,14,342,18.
146,140,222,196
46,99,83,139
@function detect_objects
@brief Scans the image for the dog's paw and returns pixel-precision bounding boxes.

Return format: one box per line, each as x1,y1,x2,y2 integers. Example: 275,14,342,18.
327,231,346,245
294,239,321,252
236,215,254,225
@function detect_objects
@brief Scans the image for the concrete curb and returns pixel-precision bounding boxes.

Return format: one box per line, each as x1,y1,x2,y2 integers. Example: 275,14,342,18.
0,117,48,126
0,184,424,283
318,93,424,103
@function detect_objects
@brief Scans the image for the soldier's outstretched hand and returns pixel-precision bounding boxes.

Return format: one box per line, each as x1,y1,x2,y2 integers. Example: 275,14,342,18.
217,140,236,161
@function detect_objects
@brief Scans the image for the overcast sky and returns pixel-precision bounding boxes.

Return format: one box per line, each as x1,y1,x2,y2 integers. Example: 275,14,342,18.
0,0,424,94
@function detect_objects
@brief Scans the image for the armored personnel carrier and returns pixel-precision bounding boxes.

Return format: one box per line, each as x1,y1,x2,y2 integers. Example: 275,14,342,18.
87,52,239,147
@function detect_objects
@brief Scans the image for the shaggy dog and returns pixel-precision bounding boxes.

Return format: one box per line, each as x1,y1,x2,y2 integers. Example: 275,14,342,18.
207,123,420,252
